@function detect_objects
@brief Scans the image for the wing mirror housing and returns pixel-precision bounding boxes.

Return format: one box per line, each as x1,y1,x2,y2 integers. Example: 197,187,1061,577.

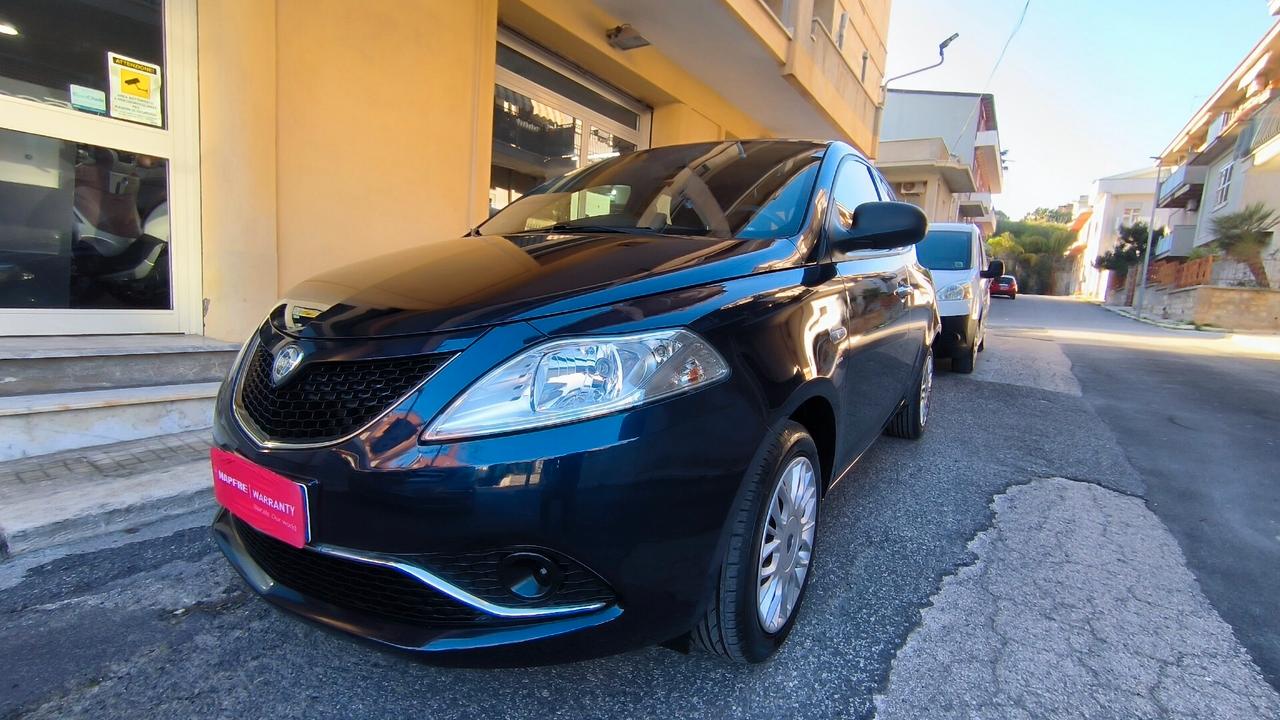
831,201,929,251
981,259,1005,279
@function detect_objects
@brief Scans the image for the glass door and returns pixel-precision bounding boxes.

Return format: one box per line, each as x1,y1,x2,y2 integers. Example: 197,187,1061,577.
0,0,201,336
489,31,650,214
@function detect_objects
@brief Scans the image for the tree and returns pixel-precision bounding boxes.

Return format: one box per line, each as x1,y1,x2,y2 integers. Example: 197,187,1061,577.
1210,202,1277,288
993,218,1078,294
1094,222,1163,276
1024,206,1073,224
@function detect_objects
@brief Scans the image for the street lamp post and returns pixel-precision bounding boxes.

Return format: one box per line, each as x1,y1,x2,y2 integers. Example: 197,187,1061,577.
874,33,959,142
1133,157,1165,320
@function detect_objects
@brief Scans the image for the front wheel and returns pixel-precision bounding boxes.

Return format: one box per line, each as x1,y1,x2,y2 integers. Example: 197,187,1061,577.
693,421,820,663
887,347,932,439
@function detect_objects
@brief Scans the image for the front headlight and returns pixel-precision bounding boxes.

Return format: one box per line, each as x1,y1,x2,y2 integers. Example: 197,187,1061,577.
422,328,729,441
937,282,973,301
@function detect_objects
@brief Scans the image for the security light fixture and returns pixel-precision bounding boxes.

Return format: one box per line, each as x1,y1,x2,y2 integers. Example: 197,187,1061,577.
0,21,19,36
606,25,650,51
882,32,960,88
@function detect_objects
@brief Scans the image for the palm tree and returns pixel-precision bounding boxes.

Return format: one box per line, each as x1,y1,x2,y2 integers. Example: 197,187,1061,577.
1211,203,1278,288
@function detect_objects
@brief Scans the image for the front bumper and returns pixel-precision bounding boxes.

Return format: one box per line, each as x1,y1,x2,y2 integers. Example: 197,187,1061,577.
211,375,766,663
934,314,978,355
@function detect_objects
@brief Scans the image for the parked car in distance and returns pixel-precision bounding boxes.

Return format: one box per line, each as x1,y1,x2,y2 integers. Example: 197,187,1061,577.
209,140,940,666
991,274,1018,299
913,222,1003,373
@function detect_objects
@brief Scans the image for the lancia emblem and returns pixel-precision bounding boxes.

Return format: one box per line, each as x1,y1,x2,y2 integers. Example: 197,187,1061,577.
271,344,305,386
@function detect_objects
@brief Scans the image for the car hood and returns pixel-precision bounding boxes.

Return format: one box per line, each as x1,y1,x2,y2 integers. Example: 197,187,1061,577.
279,232,797,339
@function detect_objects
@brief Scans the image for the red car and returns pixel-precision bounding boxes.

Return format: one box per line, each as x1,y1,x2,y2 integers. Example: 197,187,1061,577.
990,274,1018,299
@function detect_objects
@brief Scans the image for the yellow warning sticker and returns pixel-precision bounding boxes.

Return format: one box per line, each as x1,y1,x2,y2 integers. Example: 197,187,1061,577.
107,52,162,126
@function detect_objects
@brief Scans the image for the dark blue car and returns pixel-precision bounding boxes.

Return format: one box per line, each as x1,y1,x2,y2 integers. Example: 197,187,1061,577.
210,140,940,664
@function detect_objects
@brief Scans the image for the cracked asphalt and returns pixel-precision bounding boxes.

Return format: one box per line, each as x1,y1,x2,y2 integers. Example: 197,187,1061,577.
2,296,1277,719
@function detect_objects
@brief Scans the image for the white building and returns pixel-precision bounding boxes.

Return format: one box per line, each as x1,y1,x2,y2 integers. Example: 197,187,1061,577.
877,89,1003,236
1069,168,1175,301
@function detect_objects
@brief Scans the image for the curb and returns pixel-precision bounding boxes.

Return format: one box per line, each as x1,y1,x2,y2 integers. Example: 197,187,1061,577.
0,484,212,558
1097,304,1203,332
0,487,213,560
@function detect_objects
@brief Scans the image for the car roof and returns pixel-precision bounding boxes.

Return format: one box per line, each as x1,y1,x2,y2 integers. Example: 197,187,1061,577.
926,222,980,233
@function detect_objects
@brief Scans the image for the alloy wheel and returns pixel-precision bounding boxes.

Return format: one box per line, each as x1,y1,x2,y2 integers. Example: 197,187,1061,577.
919,351,934,427
757,456,818,633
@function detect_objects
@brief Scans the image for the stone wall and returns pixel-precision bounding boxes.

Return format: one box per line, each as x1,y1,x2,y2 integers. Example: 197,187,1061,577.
1137,285,1280,331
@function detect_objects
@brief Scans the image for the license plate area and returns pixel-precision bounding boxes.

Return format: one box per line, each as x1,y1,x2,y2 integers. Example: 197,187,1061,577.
211,448,310,548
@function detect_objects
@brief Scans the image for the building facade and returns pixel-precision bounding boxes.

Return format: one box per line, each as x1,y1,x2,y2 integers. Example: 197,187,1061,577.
0,0,892,343
1154,11,1280,289
1068,168,1175,301
876,89,1002,236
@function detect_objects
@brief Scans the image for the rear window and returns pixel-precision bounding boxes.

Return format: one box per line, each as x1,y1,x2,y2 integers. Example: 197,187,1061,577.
916,230,973,271
1000,275,1016,283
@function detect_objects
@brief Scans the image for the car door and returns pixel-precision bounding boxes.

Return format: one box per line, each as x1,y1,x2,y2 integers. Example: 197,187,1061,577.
827,158,916,451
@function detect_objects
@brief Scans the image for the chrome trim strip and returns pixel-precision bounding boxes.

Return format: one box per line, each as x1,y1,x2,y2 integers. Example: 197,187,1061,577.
309,543,608,619
230,335,456,451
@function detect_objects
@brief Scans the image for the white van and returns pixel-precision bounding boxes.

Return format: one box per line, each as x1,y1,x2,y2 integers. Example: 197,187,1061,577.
914,222,1003,373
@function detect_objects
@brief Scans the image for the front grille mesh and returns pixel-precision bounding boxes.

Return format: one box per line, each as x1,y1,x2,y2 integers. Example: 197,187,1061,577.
235,518,484,625
237,343,449,444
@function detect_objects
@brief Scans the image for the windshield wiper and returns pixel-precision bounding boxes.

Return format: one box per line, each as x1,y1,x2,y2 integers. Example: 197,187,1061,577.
512,223,649,235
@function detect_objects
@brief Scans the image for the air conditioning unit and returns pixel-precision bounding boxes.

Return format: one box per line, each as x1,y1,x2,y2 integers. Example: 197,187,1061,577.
898,181,923,195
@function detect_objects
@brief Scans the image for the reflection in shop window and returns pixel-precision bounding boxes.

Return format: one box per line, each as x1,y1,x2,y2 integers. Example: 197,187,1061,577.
490,85,581,213
0,128,171,309
0,0,166,127
587,127,637,165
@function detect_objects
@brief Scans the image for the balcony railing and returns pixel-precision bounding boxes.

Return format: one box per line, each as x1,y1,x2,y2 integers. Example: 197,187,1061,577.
1157,165,1207,208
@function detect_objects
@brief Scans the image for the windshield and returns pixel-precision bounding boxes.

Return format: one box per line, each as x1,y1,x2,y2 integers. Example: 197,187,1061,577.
916,229,974,271
478,141,823,239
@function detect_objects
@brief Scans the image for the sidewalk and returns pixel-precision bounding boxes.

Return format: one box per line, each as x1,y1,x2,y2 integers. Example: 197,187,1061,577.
0,430,213,558
1097,302,1280,356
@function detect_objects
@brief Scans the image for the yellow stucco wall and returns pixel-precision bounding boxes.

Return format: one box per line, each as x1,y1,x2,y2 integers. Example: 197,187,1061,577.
274,0,498,292
197,0,279,341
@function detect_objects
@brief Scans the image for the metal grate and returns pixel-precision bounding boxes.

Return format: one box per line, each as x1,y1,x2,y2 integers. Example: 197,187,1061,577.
234,518,484,625
237,342,450,444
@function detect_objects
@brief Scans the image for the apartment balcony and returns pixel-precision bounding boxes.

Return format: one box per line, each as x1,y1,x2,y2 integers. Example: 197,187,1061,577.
973,130,1003,193
1157,165,1207,209
876,138,976,192
593,0,882,154
1154,225,1198,259
957,191,993,219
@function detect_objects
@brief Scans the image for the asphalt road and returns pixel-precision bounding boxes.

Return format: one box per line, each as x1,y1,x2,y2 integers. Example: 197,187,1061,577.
2,296,1277,719
988,295,1280,691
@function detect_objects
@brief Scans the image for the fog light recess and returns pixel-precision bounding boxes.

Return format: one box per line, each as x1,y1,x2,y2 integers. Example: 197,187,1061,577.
498,552,562,600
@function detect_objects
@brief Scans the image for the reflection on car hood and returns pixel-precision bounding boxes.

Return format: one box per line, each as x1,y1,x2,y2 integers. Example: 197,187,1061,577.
281,232,796,339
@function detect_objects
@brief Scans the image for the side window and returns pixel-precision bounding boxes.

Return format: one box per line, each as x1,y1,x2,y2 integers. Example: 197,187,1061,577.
873,171,896,202
829,159,881,232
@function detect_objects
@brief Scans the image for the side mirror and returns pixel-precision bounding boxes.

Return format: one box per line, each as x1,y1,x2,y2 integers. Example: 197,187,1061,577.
981,259,1005,279
831,201,928,251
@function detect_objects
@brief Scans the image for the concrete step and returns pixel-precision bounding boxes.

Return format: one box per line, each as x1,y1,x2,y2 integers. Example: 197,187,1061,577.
0,429,214,558
0,382,221,462
0,334,240,397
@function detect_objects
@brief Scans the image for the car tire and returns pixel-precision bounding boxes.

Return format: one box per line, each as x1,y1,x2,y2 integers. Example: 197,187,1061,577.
886,347,932,440
692,421,820,663
1010,293,1016,300
951,339,976,373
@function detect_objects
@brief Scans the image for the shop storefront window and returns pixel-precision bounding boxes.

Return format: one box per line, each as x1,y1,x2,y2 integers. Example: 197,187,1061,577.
490,35,649,213
0,0,166,127
0,127,171,309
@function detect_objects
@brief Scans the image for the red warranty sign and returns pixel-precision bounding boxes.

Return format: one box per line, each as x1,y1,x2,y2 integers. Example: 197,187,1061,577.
211,448,309,548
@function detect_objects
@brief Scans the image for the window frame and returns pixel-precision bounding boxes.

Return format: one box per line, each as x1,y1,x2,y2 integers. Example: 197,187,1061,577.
1214,162,1233,209
0,0,201,336
495,30,650,172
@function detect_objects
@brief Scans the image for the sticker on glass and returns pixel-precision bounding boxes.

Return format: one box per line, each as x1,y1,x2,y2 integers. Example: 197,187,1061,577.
107,52,162,127
69,84,107,115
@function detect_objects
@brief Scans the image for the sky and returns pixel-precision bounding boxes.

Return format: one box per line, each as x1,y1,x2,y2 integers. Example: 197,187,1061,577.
883,0,1277,218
